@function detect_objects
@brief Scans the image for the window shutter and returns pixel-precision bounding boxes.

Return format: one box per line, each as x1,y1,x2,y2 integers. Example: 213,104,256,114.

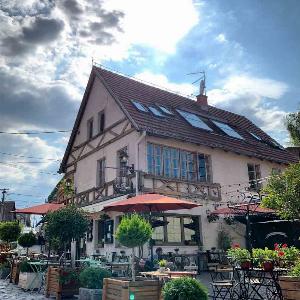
204,155,212,182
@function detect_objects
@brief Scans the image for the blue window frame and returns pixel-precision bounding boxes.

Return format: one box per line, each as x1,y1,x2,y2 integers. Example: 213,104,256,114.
159,105,173,115
149,106,164,117
147,143,211,182
132,100,148,112
177,109,213,131
212,120,244,139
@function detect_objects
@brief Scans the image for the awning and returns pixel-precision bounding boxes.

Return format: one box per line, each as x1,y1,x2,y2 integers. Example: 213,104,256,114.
211,203,275,215
103,193,200,213
12,203,64,215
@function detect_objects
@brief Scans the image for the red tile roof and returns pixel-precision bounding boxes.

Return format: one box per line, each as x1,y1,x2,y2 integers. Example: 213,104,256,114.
60,67,298,172
94,67,297,165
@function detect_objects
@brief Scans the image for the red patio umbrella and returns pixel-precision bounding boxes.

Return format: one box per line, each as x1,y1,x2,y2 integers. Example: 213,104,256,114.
103,193,200,213
211,203,275,215
12,203,64,215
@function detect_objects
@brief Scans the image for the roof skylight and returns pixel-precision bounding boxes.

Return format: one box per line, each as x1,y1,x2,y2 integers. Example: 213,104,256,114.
149,106,164,117
249,132,262,141
177,109,213,131
158,105,173,115
212,120,244,140
132,101,148,112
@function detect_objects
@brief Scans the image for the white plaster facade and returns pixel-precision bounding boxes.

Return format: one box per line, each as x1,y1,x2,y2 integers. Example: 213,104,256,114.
62,73,287,258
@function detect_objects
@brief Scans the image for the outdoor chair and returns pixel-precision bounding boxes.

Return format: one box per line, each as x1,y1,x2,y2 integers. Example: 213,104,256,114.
210,280,235,300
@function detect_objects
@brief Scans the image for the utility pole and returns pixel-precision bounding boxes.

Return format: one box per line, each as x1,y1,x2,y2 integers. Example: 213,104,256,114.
0,188,9,222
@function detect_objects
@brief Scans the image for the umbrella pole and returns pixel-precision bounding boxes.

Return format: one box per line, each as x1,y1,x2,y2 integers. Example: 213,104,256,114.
149,208,154,264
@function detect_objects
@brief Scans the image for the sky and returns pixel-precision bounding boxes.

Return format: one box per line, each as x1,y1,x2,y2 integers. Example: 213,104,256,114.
0,0,299,209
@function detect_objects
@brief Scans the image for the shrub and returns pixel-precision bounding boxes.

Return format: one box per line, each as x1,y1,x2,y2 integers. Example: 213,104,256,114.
18,232,36,255
0,222,21,244
79,267,111,289
19,260,34,273
289,260,300,277
163,277,208,300
115,214,152,281
227,245,251,264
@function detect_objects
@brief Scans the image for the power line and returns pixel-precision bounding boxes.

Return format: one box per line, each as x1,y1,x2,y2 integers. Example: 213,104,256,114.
7,192,46,199
0,130,71,135
0,151,61,161
2,161,60,164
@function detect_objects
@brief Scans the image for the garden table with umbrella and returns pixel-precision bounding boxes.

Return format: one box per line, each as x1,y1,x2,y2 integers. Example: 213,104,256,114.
102,193,201,262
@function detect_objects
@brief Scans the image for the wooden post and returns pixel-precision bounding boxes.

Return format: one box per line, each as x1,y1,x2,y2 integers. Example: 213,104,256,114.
45,267,50,298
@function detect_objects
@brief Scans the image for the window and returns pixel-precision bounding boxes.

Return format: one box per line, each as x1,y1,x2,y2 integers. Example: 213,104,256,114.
147,143,211,182
97,158,106,186
177,109,213,131
98,111,105,133
117,147,128,177
149,106,164,117
212,120,244,140
158,105,173,115
152,215,200,245
249,132,262,141
132,100,148,112
247,163,261,190
87,118,93,139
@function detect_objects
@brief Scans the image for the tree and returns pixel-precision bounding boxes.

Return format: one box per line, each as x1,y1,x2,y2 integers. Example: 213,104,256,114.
18,232,37,255
0,221,21,244
115,214,152,281
45,205,89,254
286,111,300,146
262,163,300,219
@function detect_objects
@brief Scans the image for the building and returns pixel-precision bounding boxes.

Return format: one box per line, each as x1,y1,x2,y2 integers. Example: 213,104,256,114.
58,66,298,257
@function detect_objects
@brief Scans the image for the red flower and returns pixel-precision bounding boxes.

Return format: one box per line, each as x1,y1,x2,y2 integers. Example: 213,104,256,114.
233,243,240,248
278,251,285,257
282,244,288,248
274,243,279,250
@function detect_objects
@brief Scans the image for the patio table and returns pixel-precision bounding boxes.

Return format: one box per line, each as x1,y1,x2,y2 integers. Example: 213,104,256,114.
233,267,288,300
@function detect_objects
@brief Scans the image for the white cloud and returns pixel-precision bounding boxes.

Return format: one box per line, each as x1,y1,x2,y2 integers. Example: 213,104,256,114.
215,33,227,43
135,71,197,96
104,0,199,53
207,75,289,135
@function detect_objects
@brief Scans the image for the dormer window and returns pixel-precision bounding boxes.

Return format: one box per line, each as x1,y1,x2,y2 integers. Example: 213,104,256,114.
98,111,105,134
87,118,93,140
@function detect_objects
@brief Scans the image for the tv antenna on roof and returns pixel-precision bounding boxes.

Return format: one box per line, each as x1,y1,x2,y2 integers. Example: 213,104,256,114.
187,71,206,96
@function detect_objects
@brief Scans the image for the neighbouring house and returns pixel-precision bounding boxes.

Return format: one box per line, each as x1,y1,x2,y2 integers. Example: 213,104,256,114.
1,201,16,222
56,66,298,258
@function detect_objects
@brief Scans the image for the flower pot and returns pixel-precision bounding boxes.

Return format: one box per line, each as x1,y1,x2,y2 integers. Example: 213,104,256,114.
240,261,251,270
18,272,42,290
279,276,300,300
79,287,102,300
0,267,10,279
159,267,166,273
262,261,274,272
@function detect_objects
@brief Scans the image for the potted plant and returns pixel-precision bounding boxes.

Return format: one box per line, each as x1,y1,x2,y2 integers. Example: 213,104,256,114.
18,232,37,256
252,248,277,271
279,260,300,300
275,243,300,268
162,277,208,300
45,205,89,299
227,245,251,269
103,214,162,300
18,260,42,290
79,267,111,300
158,259,167,273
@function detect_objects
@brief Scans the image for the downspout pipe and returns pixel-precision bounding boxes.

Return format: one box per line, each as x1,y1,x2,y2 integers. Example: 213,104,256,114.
135,131,146,195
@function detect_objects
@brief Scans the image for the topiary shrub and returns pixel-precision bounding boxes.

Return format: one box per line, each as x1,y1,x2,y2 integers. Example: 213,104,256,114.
115,214,152,281
79,267,111,289
18,232,36,255
0,221,21,244
162,277,208,300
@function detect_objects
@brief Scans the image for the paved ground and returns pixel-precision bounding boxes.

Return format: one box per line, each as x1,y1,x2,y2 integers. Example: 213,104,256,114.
0,274,213,299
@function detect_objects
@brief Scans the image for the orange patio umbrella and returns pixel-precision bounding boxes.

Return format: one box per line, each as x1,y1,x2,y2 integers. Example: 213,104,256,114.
13,203,64,215
103,193,200,213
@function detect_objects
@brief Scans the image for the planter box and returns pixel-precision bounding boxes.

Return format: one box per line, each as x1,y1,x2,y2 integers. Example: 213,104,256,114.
102,278,162,300
45,266,79,300
18,272,42,290
279,276,300,300
79,287,102,300
10,261,20,284
0,267,10,279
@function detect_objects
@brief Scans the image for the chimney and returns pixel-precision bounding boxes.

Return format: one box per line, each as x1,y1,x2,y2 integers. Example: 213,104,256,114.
196,94,208,105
